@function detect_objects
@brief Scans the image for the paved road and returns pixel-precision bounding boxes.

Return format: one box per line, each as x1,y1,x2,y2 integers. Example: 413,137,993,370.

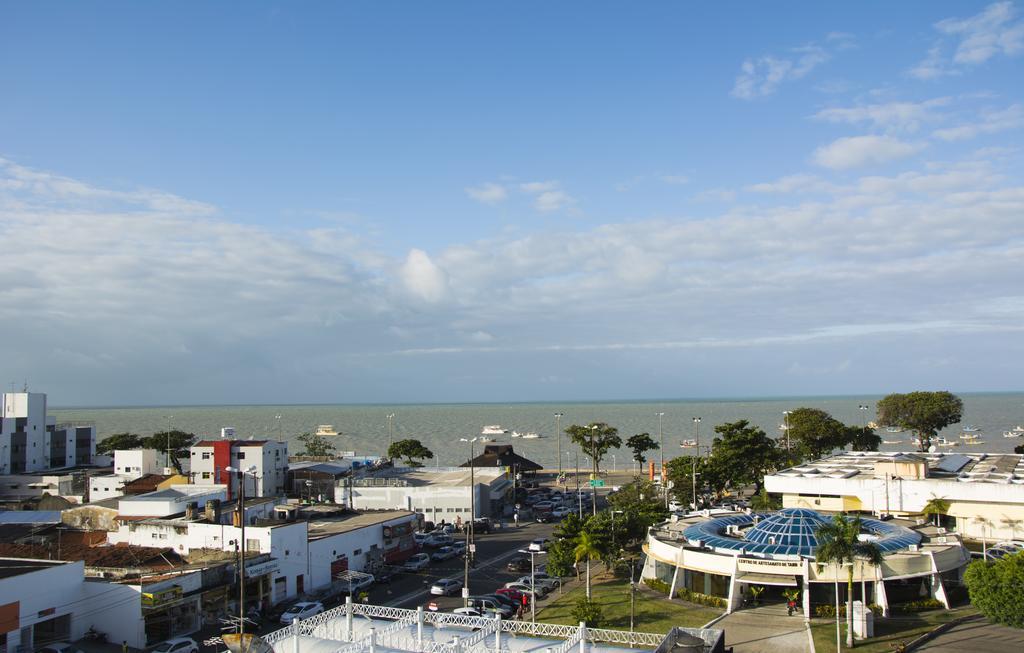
916,614,1024,652
714,603,810,653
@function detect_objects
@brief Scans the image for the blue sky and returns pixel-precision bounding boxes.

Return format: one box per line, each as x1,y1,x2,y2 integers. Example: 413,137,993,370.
1,2,1023,405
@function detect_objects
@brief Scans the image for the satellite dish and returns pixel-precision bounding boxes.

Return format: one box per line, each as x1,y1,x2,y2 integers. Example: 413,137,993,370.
928,444,937,453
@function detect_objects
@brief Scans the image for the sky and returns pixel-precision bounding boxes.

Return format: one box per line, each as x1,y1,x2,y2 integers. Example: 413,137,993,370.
1,1,1023,406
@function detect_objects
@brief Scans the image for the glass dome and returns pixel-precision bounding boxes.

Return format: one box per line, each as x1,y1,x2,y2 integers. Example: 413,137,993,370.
744,508,829,550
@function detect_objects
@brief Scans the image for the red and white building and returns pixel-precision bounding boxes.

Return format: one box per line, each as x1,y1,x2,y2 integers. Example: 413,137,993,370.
189,439,288,498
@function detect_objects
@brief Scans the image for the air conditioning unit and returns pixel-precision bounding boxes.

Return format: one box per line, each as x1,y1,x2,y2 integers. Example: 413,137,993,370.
908,544,919,552
937,527,946,534
937,537,948,544
726,525,740,536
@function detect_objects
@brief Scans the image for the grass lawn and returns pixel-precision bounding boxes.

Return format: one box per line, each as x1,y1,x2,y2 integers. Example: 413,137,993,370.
536,576,722,632
809,605,978,653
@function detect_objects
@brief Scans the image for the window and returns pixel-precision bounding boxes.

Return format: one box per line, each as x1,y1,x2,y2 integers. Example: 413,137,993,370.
202,452,210,460
353,549,362,556
202,472,211,480
246,538,260,551
236,452,246,459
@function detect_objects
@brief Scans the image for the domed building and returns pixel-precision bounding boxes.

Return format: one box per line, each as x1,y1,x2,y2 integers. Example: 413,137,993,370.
641,507,970,618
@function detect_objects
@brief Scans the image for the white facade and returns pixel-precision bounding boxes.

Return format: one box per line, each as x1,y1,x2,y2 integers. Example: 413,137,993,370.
89,449,165,501
0,559,146,652
0,392,96,474
349,467,508,522
189,439,288,498
118,485,228,518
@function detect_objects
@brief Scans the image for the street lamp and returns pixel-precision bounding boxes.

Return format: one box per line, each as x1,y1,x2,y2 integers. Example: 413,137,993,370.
656,412,665,484
518,548,547,623
225,465,257,636
274,414,282,440
611,510,623,552
783,411,792,451
692,417,701,452
589,425,599,516
555,413,564,483
459,437,479,606
387,413,396,451
858,405,869,428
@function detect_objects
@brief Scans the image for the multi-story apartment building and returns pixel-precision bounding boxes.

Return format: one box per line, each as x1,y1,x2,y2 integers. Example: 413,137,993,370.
189,439,288,498
0,392,96,474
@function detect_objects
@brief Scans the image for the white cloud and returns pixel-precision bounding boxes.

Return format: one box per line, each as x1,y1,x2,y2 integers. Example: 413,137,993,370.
465,182,508,205
520,180,577,212
731,41,836,99
932,103,1024,141
398,249,448,303
746,174,837,194
812,98,951,132
909,2,1024,78
812,135,924,170
659,174,690,185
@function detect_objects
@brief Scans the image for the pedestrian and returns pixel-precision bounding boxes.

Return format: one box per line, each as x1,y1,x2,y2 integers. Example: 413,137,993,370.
122,641,129,653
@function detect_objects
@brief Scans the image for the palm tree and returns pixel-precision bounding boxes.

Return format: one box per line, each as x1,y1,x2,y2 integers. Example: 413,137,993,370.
815,514,883,648
922,495,951,527
973,515,993,556
574,530,602,600
1000,516,1022,541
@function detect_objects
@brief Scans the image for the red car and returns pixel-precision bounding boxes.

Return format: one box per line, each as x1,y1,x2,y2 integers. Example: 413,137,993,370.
495,587,531,605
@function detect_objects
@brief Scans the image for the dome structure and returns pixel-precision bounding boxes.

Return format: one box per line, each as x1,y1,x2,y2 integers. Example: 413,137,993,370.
744,508,829,550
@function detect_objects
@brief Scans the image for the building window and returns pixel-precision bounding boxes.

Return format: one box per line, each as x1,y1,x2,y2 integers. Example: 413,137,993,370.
202,452,211,460
353,549,362,556
237,452,246,459
246,538,260,551
202,472,211,480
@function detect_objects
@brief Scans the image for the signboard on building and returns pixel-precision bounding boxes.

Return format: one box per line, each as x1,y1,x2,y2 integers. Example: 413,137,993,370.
141,585,183,607
737,557,803,574
246,559,280,577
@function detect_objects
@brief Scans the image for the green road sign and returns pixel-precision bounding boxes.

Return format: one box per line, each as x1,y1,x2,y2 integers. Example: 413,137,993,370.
589,479,605,487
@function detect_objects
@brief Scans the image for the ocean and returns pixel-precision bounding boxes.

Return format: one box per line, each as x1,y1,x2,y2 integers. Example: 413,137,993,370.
52,393,1024,468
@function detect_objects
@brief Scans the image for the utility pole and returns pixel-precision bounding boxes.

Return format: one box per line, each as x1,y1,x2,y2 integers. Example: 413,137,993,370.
387,413,396,452
555,412,563,485
575,449,582,518
589,425,598,516
656,412,665,486
459,437,478,606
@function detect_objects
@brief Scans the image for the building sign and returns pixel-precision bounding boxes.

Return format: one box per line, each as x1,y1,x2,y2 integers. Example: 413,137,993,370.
246,559,280,576
737,557,803,574
383,521,413,539
141,585,183,607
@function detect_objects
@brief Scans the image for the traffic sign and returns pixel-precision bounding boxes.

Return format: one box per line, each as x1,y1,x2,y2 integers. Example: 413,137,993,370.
462,587,470,598
589,479,605,487
469,544,477,553
428,602,439,611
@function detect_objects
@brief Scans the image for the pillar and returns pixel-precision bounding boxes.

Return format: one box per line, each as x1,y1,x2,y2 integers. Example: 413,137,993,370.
802,559,812,621
369,628,377,653
726,558,741,614
345,595,353,641
493,614,501,653
874,578,889,618
292,617,300,653
578,621,587,653
417,606,424,648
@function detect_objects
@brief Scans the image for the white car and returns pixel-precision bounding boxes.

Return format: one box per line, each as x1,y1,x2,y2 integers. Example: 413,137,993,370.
39,644,85,653
150,639,197,653
279,601,325,623
345,574,375,592
425,533,454,547
430,578,464,596
403,553,431,571
452,606,500,618
504,581,547,598
515,575,558,592
550,507,571,518
528,538,549,552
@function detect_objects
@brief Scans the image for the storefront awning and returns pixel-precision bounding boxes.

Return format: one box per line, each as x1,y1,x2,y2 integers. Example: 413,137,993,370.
737,572,799,587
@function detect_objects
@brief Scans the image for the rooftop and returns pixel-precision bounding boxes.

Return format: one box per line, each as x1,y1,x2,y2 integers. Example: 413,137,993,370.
354,466,505,488
0,557,68,580
192,439,277,447
772,451,1024,485
305,509,416,540
122,485,227,502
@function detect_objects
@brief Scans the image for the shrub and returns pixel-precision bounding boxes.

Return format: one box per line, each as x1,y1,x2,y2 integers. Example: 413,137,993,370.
675,587,727,608
644,578,671,594
891,598,944,613
814,604,846,618
570,597,603,627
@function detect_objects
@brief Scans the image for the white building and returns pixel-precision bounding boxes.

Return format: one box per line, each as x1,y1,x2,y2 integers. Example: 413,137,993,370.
189,439,288,498
348,467,510,522
0,558,146,652
0,392,96,474
89,449,165,501
764,451,1024,543
118,485,228,518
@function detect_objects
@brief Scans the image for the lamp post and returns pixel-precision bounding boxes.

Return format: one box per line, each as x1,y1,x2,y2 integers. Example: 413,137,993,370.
459,437,479,606
575,449,582,518
783,411,792,451
589,425,598,516
612,453,616,473
858,405,869,428
518,549,547,623
611,510,623,552
387,413,396,451
226,465,257,636
692,417,701,452
274,414,282,440
656,412,665,485
555,413,563,484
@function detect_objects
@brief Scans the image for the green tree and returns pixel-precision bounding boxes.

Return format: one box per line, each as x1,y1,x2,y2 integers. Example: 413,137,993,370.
625,432,658,466
547,514,586,578
96,432,145,455
964,552,1024,629
785,407,847,461
296,431,337,458
749,488,779,512
574,530,603,600
566,422,622,476
876,391,963,452
710,420,782,495
141,430,196,473
387,438,434,467
569,597,604,627
815,515,883,648
845,425,882,452
605,480,669,546
922,495,951,527
665,455,702,508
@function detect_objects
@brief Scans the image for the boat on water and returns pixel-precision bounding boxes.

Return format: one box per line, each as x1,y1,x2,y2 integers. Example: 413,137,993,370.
478,436,494,443
482,425,508,435
961,432,982,441
315,424,340,437
885,426,903,434
882,439,903,445
867,421,879,430
962,425,982,433
935,437,959,447
680,439,697,448
521,432,542,439
1004,430,1023,438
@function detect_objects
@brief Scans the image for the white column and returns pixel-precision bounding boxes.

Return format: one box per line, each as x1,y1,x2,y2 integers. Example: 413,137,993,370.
292,617,300,653
417,606,424,648
369,627,377,653
493,614,501,653
801,559,812,620
345,595,354,641
927,551,950,609
668,543,684,598
578,621,587,653
726,557,741,614
874,566,889,618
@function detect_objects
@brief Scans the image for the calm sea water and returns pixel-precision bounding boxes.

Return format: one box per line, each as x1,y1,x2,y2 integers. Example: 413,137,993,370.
52,393,1024,468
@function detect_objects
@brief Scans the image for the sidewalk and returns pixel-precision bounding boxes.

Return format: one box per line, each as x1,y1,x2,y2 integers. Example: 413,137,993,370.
714,602,810,653
916,614,1024,651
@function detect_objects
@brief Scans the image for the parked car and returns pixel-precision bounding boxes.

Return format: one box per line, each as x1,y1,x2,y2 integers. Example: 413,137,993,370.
480,592,519,612
495,587,532,605
532,572,563,588
515,575,558,593
534,513,554,524
532,501,555,511
430,578,464,596
504,581,547,598
414,532,429,546
470,596,514,617
424,533,454,547
374,567,396,583
506,557,531,573
551,507,571,518
39,643,85,653
472,517,493,533
528,538,549,552
434,524,456,535
450,541,467,555
403,553,431,571
452,607,500,618
279,601,324,624
431,546,458,562
343,573,375,593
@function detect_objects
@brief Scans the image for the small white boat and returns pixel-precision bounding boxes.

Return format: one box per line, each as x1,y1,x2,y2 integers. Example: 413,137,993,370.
482,425,508,435
961,432,981,441
964,438,985,445
885,426,903,434
1013,425,1024,433
962,425,981,433
680,439,697,448
1004,430,1023,438
478,437,494,443
315,424,340,437
521,432,542,439
882,439,903,445
935,437,959,447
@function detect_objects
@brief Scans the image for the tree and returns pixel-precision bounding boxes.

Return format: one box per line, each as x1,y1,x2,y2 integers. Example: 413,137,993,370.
387,439,434,467
922,495,951,527
964,552,1024,629
569,597,604,627
876,391,963,452
665,455,702,508
845,425,881,452
749,488,779,512
815,515,883,648
625,432,658,466
296,431,337,458
605,480,668,545
566,422,622,477
141,430,196,473
785,408,847,462
574,530,603,600
710,420,782,495
96,432,144,455
547,514,586,578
